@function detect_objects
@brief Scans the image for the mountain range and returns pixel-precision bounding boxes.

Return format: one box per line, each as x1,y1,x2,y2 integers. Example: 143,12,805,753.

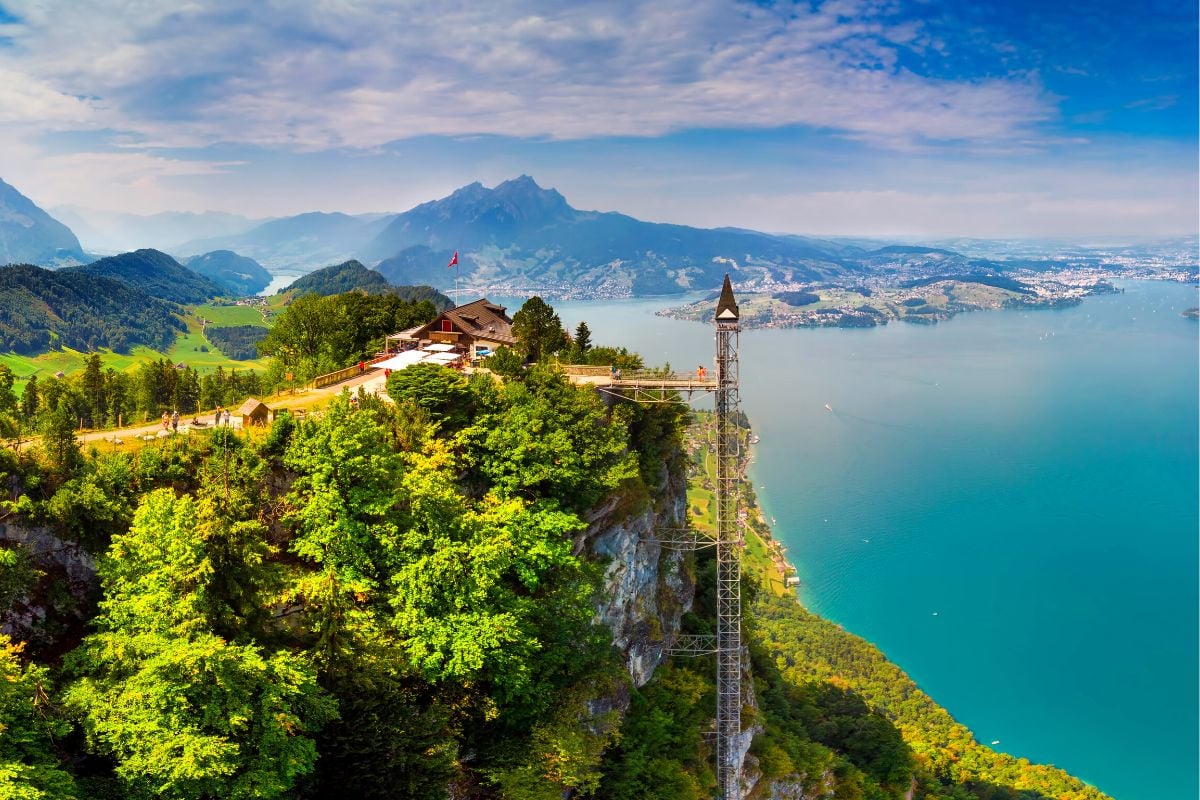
8,176,1192,301
176,212,394,271
50,207,264,254
0,179,88,267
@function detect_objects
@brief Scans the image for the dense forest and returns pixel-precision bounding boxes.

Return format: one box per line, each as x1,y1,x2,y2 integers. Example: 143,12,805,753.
205,324,269,361
0,264,184,354
0,297,1109,800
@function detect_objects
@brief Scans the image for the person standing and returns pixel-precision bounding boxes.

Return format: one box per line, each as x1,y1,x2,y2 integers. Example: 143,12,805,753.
170,410,179,433
161,411,169,430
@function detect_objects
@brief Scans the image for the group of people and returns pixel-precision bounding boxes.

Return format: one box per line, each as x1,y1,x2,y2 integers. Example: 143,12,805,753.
157,408,233,433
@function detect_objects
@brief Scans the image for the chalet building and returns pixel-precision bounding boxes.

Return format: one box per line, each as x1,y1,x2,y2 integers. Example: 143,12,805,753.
237,397,271,427
387,298,515,360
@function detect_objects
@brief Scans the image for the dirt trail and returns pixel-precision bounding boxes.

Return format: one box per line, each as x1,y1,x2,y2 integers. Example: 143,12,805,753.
77,369,388,444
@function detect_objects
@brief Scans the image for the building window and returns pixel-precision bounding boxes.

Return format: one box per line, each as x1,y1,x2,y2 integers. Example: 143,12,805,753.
441,320,453,333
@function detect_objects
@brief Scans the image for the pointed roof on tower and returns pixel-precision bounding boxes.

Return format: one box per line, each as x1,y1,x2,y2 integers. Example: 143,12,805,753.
715,274,739,321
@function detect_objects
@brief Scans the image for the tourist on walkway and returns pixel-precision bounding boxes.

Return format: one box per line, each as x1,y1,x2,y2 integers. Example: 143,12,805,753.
170,410,179,433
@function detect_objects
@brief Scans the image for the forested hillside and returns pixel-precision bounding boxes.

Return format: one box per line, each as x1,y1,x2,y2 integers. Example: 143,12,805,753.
0,296,1108,800
282,259,453,310
0,263,184,354
68,249,226,304
184,250,273,295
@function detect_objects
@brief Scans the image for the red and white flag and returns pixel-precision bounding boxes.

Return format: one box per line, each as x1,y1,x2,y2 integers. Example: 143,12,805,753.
447,250,458,268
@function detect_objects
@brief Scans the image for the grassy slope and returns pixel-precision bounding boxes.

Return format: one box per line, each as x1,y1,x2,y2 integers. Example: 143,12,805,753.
193,303,271,327
3,307,272,392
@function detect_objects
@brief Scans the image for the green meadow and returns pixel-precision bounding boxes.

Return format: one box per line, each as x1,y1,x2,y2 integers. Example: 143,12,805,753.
3,331,270,392
193,303,272,328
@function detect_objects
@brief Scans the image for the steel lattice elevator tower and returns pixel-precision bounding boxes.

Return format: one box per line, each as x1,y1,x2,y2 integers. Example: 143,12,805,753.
595,275,745,798
714,275,742,798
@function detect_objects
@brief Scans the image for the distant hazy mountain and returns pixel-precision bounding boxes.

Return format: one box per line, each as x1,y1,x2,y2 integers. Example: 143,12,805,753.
177,212,393,271
0,263,183,354
284,260,452,310
0,178,88,267
359,176,859,295
66,249,226,304
373,245,461,287
184,250,272,295
51,206,264,253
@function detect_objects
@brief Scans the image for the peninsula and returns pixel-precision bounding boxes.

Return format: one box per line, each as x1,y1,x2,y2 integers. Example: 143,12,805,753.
659,274,1121,329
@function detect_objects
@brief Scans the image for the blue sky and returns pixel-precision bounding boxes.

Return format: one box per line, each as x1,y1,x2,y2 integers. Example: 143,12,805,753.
0,0,1194,237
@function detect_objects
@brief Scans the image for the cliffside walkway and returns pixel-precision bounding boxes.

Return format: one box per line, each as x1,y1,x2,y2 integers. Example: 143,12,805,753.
563,365,718,402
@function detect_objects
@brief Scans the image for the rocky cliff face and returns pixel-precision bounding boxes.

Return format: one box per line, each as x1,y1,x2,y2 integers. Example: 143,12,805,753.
0,522,98,650
580,462,694,687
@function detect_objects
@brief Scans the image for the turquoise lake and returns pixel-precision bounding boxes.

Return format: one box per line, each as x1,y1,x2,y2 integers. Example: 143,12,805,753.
540,279,1199,800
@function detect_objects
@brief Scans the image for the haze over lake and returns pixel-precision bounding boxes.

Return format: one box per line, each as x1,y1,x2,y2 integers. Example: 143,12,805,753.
540,279,1199,800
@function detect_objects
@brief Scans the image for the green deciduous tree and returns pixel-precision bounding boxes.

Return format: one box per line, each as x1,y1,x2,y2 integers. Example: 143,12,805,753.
485,345,525,379
282,397,405,663
0,635,77,800
389,480,585,698
385,364,475,433
19,375,38,421
65,489,334,800
463,370,637,513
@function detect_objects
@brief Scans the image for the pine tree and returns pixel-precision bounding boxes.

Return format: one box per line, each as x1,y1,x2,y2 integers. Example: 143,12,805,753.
573,320,592,354
511,296,568,362
40,397,81,478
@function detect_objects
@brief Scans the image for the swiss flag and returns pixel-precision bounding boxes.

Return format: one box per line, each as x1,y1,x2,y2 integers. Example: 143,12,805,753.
447,250,458,268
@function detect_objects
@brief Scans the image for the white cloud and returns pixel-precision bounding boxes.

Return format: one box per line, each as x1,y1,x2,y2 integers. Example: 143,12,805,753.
0,146,242,214
0,0,1054,151
0,68,104,126
714,183,1198,239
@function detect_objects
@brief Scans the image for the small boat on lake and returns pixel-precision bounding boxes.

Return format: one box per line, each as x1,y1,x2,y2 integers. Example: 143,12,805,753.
824,403,833,412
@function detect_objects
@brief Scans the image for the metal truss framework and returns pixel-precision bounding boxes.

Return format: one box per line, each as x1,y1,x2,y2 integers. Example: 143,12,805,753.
604,278,745,799
713,314,742,800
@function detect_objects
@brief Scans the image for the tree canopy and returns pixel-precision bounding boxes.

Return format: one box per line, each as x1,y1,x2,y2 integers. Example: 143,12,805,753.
511,296,568,362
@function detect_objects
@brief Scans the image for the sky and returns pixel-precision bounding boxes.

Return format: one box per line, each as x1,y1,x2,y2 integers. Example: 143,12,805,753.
0,0,1195,238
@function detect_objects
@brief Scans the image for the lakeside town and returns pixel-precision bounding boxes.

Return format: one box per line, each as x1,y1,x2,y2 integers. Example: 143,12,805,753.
655,259,1200,329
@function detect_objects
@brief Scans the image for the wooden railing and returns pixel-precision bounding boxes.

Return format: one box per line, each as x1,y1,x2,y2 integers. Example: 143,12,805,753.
561,365,718,390
307,353,394,389
561,364,613,377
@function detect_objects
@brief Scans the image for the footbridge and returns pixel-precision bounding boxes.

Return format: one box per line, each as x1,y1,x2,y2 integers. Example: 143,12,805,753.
562,365,718,402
